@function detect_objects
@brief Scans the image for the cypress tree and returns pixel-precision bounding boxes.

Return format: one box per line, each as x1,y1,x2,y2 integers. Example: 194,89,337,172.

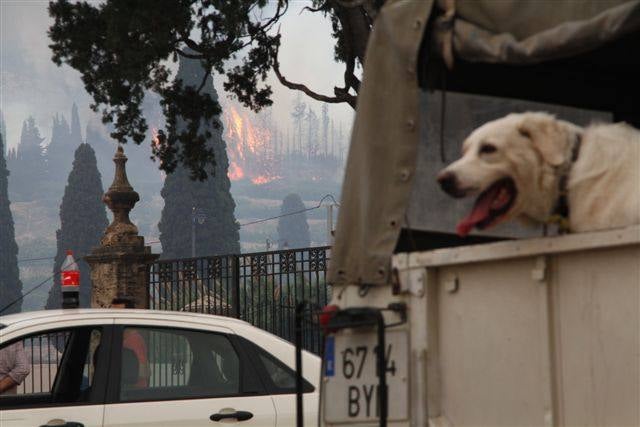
277,193,310,249
46,144,108,309
9,117,47,200
0,110,7,157
46,113,73,185
0,133,23,314
159,55,240,258
70,103,83,146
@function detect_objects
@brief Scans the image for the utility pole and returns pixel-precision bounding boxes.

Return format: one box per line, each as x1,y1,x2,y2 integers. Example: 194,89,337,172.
326,204,334,246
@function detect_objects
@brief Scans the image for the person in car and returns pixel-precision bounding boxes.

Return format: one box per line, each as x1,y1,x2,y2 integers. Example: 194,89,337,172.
111,297,150,388
0,341,30,395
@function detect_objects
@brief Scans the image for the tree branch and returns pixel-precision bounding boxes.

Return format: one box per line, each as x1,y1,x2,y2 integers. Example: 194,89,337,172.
301,2,328,13
238,2,288,49
176,49,205,59
335,0,367,7
271,42,356,108
343,54,361,94
178,37,204,52
334,1,370,64
196,67,209,93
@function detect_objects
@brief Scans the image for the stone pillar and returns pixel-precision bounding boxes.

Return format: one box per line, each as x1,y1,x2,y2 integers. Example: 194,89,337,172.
85,146,159,308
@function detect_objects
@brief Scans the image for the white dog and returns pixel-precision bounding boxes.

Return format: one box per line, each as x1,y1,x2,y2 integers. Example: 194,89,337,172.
436,112,640,236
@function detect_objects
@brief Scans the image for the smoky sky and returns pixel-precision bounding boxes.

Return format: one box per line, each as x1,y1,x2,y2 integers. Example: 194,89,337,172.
0,1,355,151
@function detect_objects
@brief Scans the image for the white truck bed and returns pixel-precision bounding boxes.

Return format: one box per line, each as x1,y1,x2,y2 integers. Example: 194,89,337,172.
391,226,640,427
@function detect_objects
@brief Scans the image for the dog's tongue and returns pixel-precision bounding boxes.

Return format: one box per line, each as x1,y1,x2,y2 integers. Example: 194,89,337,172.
456,185,501,237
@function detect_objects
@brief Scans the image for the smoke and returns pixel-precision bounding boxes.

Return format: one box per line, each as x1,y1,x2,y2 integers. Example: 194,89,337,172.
1,1,94,149
1,1,354,152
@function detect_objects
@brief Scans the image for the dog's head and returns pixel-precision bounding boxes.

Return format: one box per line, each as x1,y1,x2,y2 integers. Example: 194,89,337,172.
437,112,574,236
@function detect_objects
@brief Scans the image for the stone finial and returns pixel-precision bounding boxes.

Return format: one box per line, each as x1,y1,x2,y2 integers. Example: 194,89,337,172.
101,145,141,246
85,144,159,309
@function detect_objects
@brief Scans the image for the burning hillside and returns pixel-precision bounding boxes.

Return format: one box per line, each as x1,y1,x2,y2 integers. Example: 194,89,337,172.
223,104,281,185
149,102,348,186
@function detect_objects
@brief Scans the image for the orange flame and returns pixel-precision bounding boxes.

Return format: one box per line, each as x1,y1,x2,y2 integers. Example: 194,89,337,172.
229,162,244,180
150,127,166,179
151,127,160,148
251,174,281,185
223,103,280,184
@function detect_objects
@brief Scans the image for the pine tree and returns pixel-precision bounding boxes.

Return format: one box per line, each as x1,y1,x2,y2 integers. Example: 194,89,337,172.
46,144,108,309
0,133,23,314
159,55,240,259
277,193,310,249
0,110,7,157
321,104,329,157
70,103,83,146
291,96,306,156
8,117,47,201
306,108,319,159
46,113,73,185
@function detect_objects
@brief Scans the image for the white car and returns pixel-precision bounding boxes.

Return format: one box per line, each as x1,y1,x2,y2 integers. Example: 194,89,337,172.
0,309,320,427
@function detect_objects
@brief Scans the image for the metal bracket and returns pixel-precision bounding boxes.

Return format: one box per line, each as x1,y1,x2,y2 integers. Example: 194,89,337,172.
532,256,548,282
394,264,426,297
443,273,459,294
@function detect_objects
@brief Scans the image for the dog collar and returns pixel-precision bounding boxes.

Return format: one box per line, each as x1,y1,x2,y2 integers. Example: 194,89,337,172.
548,132,583,233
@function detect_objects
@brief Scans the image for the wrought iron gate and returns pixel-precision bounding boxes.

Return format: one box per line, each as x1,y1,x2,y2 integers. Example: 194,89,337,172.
149,247,331,354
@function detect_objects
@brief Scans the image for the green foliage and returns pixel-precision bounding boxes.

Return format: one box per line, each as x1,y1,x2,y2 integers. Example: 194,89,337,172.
48,0,284,180
47,0,380,178
158,55,240,259
0,134,23,314
46,144,109,309
277,193,310,249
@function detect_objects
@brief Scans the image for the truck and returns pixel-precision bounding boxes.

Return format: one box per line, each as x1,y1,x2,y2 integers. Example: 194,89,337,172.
317,1,640,425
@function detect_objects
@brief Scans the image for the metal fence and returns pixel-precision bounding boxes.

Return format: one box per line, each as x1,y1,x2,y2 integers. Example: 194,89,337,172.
15,332,70,395
149,246,332,354
7,247,331,396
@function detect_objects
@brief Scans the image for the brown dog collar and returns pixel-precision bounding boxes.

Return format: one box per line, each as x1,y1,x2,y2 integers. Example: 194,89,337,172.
548,132,583,233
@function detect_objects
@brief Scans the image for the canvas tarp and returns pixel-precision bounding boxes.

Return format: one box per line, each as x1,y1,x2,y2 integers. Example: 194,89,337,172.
329,0,640,286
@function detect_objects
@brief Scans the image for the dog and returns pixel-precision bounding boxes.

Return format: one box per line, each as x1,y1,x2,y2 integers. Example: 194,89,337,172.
436,112,640,237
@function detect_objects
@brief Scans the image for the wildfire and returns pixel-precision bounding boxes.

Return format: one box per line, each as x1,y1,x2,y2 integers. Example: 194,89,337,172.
151,127,161,149
251,174,280,185
228,162,244,180
150,127,165,179
149,110,282,185
223,103,280,185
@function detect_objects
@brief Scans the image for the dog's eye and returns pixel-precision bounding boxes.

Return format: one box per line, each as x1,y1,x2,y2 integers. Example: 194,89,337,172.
479,143,497,155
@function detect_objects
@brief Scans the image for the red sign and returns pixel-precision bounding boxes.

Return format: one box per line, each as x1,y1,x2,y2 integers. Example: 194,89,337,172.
61,270,80,288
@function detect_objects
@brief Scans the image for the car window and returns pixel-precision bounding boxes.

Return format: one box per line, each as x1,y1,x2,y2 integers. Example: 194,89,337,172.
81,329,102,391
258,352,295,389
118,327,242,402
245,340,314,394
0,327,103,408
6,331,70,396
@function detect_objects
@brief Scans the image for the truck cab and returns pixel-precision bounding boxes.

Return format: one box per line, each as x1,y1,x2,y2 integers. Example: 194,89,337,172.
319,1,640,425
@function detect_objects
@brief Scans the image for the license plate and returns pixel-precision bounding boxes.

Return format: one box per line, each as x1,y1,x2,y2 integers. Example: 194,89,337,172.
323,330,409,423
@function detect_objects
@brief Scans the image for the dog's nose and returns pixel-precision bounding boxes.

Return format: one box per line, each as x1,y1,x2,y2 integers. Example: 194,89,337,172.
437,171,459,196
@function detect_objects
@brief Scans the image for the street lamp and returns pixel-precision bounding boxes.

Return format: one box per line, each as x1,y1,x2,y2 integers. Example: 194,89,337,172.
191,207,206,257
319,194,339,246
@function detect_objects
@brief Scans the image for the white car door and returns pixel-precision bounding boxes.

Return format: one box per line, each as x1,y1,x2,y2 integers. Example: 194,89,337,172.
236,335,320,427
0,325,110,427
102,323,276,427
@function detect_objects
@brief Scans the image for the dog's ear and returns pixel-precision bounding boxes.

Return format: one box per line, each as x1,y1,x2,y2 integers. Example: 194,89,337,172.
518,113,566,166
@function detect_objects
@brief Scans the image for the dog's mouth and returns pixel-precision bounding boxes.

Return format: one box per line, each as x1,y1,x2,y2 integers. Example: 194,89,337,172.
456,177,517,237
